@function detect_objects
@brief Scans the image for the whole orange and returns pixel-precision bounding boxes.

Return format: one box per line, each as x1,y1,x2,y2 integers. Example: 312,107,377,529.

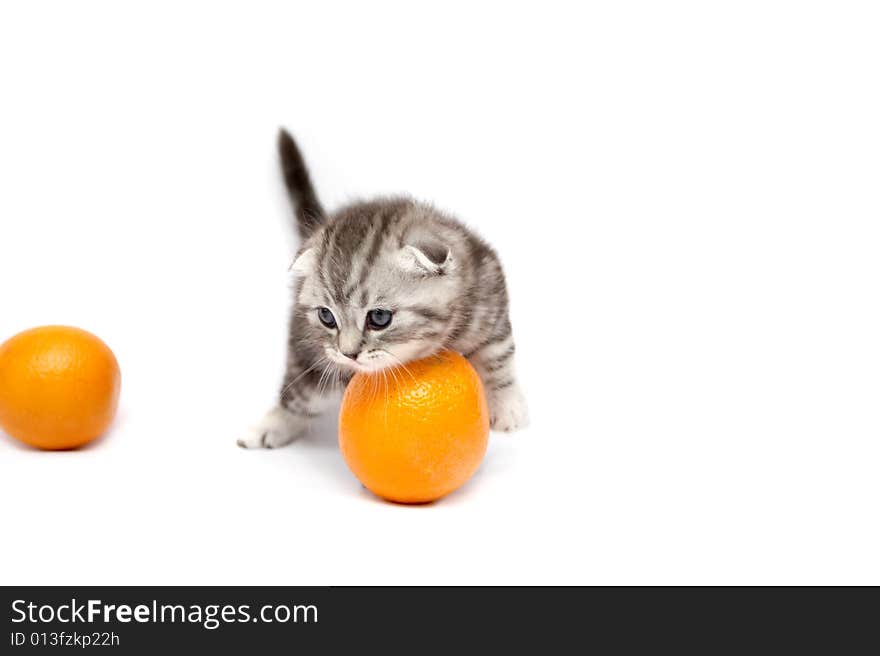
339,350,489,503
0,326,121,450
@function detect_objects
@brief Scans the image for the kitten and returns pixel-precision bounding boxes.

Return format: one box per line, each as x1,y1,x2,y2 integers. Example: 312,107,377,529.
238,130,528,448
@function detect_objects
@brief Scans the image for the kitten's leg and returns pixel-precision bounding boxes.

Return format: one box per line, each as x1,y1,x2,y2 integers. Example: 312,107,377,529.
237,355,335,449
468,322,529,432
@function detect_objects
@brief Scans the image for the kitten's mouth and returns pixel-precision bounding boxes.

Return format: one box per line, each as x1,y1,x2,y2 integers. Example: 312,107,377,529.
327,349,389,374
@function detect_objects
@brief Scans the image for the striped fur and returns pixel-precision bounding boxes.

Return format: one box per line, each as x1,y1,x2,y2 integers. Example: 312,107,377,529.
237,130,528,449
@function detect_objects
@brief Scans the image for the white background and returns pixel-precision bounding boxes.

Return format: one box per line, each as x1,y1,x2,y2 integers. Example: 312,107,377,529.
1,2,878,585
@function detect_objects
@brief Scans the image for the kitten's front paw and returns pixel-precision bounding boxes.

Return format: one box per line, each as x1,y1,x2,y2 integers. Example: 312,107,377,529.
237,406,306,449
489,384,530,432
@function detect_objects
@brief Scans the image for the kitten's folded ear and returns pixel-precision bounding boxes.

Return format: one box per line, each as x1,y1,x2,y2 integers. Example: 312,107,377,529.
290,247,316,275
397,242,453,276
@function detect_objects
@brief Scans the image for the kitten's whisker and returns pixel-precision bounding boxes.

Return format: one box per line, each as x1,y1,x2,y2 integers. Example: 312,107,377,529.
316,360,336,399
381,368,390,430
280,357,328,397
387,365,401,389
381,351,417,383
368,369,379,405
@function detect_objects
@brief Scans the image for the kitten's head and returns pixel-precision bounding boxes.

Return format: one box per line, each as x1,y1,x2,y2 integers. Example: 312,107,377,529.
291,200,462,374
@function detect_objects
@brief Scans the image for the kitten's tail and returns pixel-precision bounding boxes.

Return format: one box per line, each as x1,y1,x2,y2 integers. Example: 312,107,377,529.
278,129,325,239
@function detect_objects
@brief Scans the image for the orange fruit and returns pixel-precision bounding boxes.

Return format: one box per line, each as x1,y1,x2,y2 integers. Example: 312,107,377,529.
0,326,121,450
339,350,489,503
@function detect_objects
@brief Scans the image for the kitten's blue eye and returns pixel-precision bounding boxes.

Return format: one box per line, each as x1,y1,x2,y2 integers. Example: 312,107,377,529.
367,309,392,330
318,307,337,328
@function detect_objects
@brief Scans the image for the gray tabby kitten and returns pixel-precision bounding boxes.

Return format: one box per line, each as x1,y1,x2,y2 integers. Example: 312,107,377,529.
238,130,528,448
